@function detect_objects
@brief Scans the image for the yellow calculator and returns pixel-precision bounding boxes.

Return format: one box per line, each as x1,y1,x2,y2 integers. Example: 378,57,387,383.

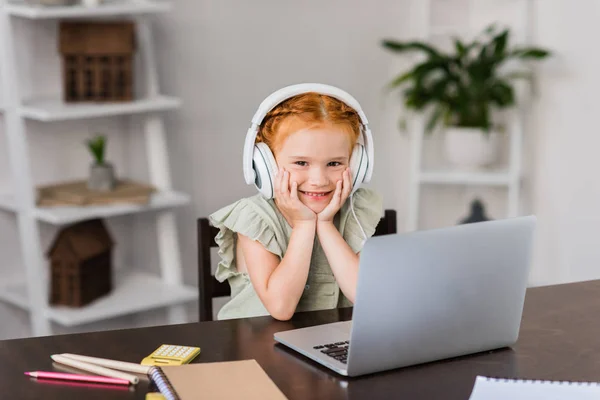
140,344,201,366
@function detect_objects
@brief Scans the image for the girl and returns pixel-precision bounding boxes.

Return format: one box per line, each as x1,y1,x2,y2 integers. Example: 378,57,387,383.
209,84,383,321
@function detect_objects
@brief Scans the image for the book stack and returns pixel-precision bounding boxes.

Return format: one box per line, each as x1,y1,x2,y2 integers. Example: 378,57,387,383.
36,180,155,206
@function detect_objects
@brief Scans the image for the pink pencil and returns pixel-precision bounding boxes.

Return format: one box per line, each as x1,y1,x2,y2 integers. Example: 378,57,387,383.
25,371,130,386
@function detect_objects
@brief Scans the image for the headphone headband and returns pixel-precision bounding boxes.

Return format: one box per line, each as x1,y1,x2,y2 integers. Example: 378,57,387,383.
243,83,374,186
251,83,369,126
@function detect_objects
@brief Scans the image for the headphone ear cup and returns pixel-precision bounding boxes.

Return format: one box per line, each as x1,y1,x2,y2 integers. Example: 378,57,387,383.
252,142,279,199
349,143,368,195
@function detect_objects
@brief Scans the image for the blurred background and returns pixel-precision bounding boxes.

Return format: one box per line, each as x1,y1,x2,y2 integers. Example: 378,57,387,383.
0,0,593,340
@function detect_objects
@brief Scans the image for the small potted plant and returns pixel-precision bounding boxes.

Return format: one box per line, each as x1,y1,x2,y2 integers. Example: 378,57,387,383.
382,24,551,169
87,135,115,192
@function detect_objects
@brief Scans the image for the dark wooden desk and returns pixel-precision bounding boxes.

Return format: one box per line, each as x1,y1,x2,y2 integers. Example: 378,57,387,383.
2,279,600,399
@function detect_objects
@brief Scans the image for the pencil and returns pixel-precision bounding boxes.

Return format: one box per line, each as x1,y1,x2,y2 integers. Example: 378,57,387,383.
50,354,139,385
25,371,130,386
60,353,151,375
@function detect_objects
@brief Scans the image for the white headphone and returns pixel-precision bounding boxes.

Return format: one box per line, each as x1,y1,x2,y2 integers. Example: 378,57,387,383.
242,83,374,199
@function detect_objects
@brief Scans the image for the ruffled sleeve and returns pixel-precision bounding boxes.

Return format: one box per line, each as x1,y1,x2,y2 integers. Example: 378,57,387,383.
208,196,286,283
341,188,384,253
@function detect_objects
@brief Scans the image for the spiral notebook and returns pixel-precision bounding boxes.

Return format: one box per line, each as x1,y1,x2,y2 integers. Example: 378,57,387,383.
469,376,600,400
148,360,288,400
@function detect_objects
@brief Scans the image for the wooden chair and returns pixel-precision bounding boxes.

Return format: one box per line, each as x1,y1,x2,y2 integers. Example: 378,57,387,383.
197,209,397,321
197,218,230,322
373,209,397,237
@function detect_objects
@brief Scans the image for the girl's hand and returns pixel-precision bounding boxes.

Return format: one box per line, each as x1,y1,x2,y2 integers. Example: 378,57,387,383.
318,168,352,222
274,168,316,228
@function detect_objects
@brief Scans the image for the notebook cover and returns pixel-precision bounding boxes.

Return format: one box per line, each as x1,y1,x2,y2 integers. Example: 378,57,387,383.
161,359,288,400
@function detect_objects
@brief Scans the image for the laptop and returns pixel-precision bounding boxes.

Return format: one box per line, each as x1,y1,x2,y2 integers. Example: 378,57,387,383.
273,216,536,377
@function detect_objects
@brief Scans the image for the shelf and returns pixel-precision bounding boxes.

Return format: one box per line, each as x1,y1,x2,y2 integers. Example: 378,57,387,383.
36,190,190,225
419,170,514,186
0,190,189,223
4,0,172,19
0,193,18,213
0,269,197,327
19,95,181,122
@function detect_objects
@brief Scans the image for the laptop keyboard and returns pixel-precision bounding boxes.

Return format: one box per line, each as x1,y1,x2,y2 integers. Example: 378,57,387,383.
313,341,350,364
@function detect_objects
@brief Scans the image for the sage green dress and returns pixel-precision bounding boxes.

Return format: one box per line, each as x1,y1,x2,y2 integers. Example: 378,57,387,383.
208,188,383,320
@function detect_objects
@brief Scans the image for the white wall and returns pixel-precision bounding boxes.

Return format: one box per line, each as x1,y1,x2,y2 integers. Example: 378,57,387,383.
528,0,600,285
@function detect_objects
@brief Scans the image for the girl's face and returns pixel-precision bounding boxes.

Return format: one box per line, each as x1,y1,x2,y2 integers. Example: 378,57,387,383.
275,125,351,214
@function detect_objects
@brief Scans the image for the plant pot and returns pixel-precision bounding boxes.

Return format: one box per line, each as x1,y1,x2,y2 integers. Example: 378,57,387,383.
88,162,116,192
444,127,501,169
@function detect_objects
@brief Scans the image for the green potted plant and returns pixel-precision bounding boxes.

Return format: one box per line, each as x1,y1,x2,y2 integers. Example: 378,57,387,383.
382,24,551,169
86,135,115,192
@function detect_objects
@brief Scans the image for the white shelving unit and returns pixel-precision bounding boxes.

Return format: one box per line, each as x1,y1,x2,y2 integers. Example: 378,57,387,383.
405,0,529,232
19,95,181,122
0,0,196,336
1,269,196,327
4,0,171,19
418,170,513,186
0,190,190,224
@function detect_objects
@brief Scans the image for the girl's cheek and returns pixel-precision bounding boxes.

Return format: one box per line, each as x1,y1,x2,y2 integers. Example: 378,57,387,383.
329,172,343,182
289,172,301,185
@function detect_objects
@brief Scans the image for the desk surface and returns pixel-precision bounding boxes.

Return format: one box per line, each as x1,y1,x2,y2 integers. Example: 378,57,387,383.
1,279,600,399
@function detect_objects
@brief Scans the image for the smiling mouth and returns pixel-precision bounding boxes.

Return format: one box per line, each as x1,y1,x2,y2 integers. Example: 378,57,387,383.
299,191,332,197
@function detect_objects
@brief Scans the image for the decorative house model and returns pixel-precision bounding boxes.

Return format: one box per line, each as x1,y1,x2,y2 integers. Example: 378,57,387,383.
59,21,136,102
47,218,114,307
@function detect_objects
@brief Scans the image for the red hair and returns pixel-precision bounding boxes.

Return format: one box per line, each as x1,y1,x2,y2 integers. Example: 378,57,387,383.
255,92,361,156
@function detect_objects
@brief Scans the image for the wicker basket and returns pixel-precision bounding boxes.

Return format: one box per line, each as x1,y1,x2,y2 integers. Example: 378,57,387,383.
59,21,136,102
